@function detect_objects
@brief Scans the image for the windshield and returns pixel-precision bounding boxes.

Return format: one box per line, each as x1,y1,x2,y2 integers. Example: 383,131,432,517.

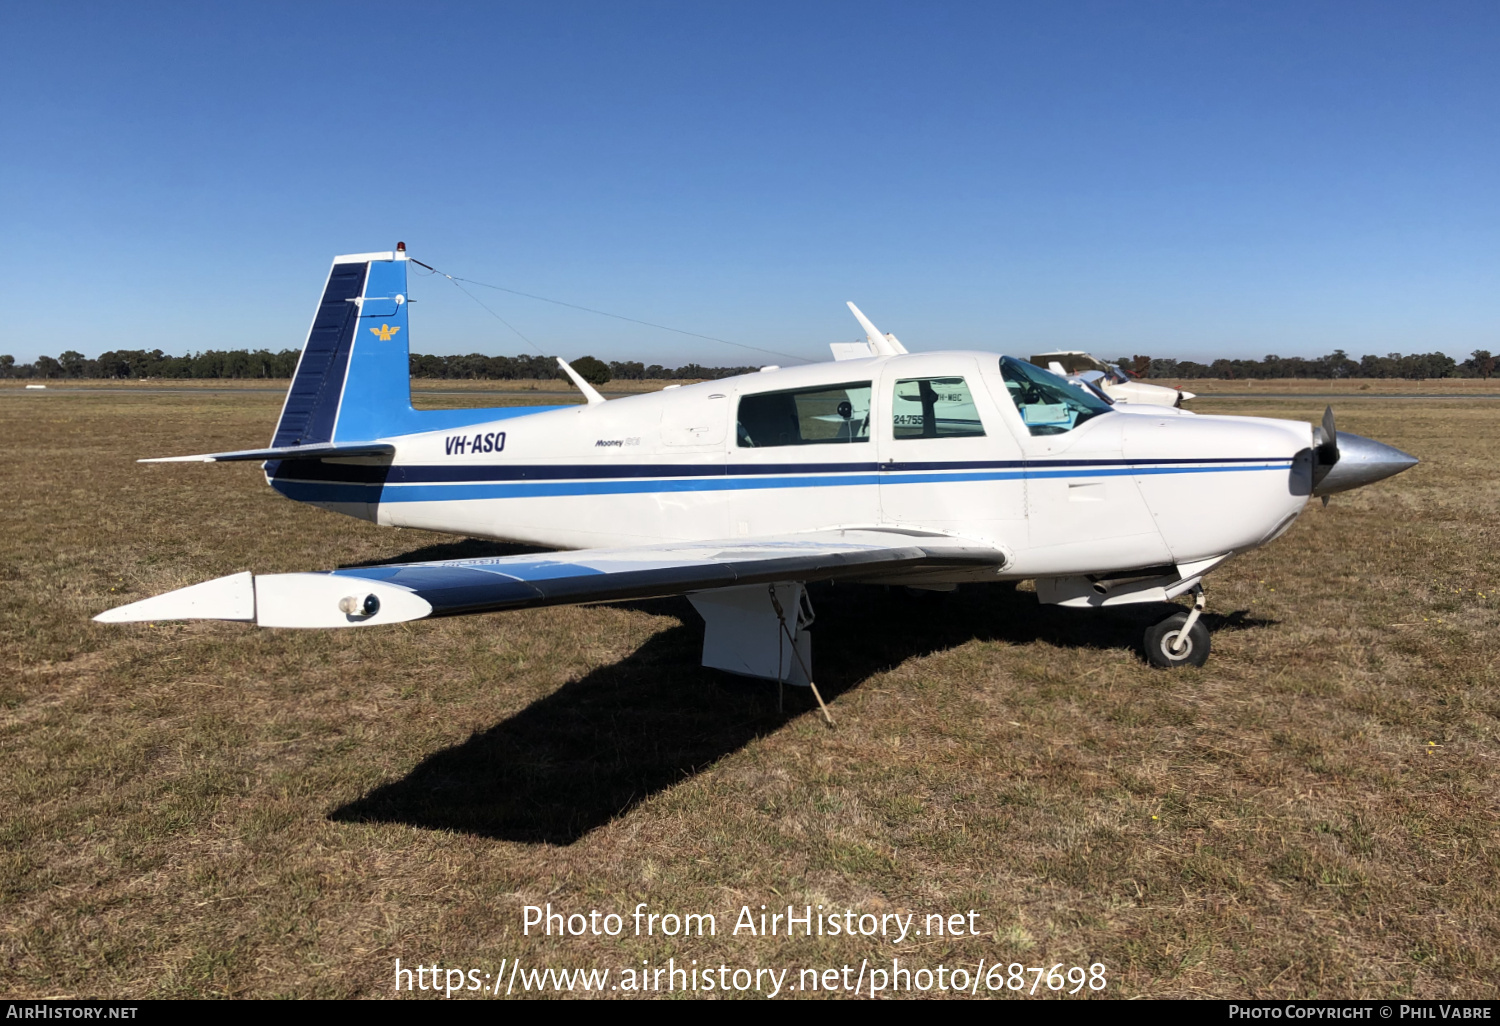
1000,356,1114,436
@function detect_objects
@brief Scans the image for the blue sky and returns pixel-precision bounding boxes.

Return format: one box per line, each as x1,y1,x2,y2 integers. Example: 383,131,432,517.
2,1,1495,366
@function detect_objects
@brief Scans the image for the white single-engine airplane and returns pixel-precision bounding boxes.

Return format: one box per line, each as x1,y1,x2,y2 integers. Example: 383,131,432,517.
98,246,1417,687
1029,351,1195,408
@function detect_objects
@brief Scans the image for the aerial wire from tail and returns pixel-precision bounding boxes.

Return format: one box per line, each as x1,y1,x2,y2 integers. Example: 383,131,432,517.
409,258,811,364
410,262,541,349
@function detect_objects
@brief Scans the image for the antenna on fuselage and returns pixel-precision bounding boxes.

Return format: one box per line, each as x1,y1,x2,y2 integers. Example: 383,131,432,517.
845,302,908,356
556,357,606,405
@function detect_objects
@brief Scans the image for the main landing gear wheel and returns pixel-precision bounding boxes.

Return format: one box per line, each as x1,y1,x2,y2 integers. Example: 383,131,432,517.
1144,584,1210,668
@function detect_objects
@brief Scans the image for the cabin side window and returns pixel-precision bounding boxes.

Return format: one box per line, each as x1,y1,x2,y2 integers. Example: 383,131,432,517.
736,382,871,447
999,356,1113,436
891,377,986,439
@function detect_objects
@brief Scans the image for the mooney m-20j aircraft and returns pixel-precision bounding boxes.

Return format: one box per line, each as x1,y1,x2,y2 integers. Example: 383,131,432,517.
98,245,1418,681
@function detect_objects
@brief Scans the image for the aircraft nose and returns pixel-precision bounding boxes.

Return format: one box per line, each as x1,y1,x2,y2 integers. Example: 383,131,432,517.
1311,431,1419,497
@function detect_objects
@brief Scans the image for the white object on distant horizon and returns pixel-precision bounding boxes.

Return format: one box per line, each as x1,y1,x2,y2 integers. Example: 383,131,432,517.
25,384,46,390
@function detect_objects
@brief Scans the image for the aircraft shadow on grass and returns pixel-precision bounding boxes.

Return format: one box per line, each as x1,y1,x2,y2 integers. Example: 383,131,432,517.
329,541,1275,846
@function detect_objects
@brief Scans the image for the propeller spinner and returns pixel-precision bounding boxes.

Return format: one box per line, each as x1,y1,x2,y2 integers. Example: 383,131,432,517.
1310,405,1418,500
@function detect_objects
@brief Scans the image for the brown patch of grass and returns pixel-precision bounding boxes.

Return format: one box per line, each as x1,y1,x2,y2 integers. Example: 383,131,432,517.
0,389,1495,998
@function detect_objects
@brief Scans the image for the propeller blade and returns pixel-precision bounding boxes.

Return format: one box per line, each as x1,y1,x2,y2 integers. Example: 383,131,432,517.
1320,405,1339,461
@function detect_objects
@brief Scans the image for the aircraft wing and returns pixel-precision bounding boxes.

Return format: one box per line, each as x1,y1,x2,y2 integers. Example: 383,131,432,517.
95,530,1006,629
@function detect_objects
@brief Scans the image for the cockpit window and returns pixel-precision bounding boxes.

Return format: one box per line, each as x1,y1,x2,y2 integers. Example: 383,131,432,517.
1000,356,1113,436
736,381,871,447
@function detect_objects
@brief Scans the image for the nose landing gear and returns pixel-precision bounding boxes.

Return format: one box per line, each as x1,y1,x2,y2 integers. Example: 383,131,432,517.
1144,584,1210,668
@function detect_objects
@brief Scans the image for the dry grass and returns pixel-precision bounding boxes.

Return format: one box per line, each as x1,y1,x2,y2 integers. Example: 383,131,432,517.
0,386,1496,999
1158,377,1500,396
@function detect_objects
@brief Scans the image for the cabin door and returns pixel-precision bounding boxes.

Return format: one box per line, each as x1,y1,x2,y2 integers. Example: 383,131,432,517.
725,376,880,538
875,356,1026,542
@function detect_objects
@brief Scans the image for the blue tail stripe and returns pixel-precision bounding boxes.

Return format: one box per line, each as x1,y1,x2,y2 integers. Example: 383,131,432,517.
332,258,412,442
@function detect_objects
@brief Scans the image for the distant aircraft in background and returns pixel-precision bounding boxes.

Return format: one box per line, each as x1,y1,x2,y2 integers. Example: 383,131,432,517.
97,246,1417,696
1029,351,1195,408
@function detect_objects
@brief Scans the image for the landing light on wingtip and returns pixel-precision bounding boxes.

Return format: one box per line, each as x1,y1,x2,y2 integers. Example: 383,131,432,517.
337,594,381,617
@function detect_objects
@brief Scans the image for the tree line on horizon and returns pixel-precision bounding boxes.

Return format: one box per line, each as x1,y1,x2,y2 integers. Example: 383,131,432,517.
1111,349,1494,381
0,346,1493,383
0,349,759,384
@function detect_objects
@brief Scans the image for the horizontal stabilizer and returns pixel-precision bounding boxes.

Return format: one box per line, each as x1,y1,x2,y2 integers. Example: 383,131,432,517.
94,571,256,622
139,442,396,464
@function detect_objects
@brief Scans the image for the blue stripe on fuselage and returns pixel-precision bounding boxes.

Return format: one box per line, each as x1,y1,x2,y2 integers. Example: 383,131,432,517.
268,458,1293,505
270,454,1288,485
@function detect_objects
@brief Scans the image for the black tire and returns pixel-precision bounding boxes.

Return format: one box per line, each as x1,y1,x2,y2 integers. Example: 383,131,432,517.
1144,612,1210,668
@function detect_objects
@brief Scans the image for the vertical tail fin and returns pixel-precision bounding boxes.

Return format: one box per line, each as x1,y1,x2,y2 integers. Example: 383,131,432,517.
268,246,552,458
270,248,411,446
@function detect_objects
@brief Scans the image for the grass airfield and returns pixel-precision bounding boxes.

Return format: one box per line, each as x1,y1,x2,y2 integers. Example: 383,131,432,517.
1,381,1496,999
